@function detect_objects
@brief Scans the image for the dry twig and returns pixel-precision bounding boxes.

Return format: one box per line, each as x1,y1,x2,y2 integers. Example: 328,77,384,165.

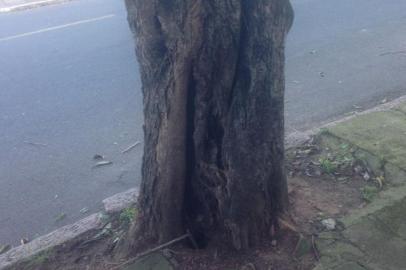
121,141,141,154
111,232,195,270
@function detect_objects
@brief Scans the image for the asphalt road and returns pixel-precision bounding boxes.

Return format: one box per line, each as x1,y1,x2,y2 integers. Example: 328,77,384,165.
286,0,406,131
0,0,405,245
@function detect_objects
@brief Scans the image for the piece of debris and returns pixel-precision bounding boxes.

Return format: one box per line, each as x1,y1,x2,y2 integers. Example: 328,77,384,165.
121,141,141,154
363,171,371,181
278,216,299,232
353,104,363,110
337,177,349,182
23,141,47,147
354,165,363,174
111,233,194,270
321,218,336,231
312,235,320,261
0,244,11,255
319,71,325,78
93,154,104,161
379,50,406,57
55,213,66,222
375,176,385,188
92,160,113,168
20,238,29,245
271,240,277,247
80,207,89,214
381,98,388,104
54,194,58,199
309,50,317,54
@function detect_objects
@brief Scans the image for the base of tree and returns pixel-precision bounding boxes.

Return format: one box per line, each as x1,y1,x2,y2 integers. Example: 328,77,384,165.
5,140,369,270
6,170,364,270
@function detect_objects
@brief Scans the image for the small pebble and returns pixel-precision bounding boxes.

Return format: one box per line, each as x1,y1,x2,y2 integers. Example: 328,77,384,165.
321,218,336,231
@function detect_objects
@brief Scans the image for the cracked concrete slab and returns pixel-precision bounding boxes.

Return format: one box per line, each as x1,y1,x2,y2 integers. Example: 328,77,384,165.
328,110,406,172
314,100,406,270
315,192,406,270
343,215,406,270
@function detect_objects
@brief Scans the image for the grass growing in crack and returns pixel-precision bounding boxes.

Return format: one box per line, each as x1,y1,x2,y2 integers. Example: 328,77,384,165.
361,185,379,202
119,207,137,227
319,157,338,174
318,143,355,175
318,128,329,136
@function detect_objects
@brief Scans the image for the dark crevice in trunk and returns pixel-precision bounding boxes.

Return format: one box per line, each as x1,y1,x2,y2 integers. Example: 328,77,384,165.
183,66,208,249
207,114,225,169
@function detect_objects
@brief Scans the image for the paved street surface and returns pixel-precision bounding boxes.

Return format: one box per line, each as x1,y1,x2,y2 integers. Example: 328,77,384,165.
0,0,69,12
286,0,406,132
0,0,143,245
0,0,405,245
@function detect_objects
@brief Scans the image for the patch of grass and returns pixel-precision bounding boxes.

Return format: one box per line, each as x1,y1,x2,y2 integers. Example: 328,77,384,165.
319,157,338,174
318,128,329,135
119,207,137,227
361,185,379,202
318,142,355,175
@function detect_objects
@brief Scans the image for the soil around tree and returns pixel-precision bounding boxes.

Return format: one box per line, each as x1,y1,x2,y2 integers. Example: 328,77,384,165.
5,135,376,270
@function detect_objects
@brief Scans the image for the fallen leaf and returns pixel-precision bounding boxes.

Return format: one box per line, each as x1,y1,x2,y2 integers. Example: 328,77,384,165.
376,176,385,189
92,161,113,168
93,154,104,161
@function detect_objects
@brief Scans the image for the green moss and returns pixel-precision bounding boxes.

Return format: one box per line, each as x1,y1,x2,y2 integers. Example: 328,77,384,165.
328,111,406,171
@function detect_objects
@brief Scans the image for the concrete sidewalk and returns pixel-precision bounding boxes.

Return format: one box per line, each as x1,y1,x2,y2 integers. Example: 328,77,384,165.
0,0,72,12
314,100,406,270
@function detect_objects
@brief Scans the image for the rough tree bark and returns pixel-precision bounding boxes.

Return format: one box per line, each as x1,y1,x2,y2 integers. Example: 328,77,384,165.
124,0,293,251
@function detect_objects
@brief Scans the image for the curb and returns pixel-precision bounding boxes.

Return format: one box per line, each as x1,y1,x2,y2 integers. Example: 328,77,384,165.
285,95,406,148
0,0,72,13
0,188,139,270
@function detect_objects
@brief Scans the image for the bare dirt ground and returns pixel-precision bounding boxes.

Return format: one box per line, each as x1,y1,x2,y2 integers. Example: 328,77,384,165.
7,137,373,270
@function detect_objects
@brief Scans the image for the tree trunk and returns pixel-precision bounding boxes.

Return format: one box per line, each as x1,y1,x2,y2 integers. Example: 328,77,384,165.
124,0,293,251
